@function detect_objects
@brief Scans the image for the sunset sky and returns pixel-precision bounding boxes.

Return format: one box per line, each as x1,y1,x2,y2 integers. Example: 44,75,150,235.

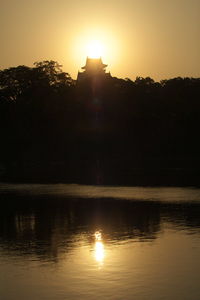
0,0,199,81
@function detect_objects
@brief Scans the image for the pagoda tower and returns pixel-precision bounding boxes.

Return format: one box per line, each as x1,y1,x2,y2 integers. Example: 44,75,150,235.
77,57,111,83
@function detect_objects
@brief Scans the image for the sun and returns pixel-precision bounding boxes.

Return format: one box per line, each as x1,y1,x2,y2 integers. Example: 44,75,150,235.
69,29,120,76
86,40,104,59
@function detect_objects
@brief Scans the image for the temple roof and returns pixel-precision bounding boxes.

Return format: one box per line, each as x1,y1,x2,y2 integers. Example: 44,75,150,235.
82,57,107,70
77,57,111,82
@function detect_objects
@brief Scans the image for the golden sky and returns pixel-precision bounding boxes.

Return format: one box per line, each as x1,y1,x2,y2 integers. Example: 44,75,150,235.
0,0,199,80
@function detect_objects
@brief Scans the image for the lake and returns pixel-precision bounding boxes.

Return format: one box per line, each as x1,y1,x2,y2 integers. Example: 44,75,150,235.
0,184,200,299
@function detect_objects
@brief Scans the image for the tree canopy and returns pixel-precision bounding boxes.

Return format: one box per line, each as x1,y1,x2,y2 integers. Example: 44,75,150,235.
0,61,200,183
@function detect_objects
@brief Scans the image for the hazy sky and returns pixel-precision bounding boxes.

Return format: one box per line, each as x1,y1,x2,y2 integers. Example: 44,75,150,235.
0,0,199,80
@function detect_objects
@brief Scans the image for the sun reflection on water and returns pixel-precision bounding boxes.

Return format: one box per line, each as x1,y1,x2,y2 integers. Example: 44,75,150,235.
94,231,105,265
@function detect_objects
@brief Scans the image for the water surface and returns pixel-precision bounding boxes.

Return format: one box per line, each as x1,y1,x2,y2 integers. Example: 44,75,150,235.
0,184,200,299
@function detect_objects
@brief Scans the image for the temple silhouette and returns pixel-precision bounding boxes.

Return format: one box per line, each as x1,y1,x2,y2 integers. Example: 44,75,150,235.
77,57,111,83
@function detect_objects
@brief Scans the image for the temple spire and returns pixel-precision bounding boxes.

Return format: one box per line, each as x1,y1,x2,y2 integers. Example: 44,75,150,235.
82,57,107,72
77,57,110,82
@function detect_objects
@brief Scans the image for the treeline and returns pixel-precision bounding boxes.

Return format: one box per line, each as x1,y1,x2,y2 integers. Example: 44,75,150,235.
0,60,200,183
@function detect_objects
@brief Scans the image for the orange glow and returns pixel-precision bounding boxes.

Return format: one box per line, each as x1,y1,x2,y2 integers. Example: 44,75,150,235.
0,1,199,80
70,28,120,77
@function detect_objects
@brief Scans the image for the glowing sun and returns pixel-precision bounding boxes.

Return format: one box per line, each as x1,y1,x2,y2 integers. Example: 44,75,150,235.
71,29,120,73
86,40,105,58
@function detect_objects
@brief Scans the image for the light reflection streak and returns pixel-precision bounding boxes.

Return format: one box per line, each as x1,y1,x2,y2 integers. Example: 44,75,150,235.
94,231,105,265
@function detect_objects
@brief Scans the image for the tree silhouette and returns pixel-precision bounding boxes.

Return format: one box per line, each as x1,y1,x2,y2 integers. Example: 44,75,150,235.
0,61,200,184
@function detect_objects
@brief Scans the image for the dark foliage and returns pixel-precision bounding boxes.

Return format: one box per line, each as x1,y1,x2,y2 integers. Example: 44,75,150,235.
0,61,200,184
